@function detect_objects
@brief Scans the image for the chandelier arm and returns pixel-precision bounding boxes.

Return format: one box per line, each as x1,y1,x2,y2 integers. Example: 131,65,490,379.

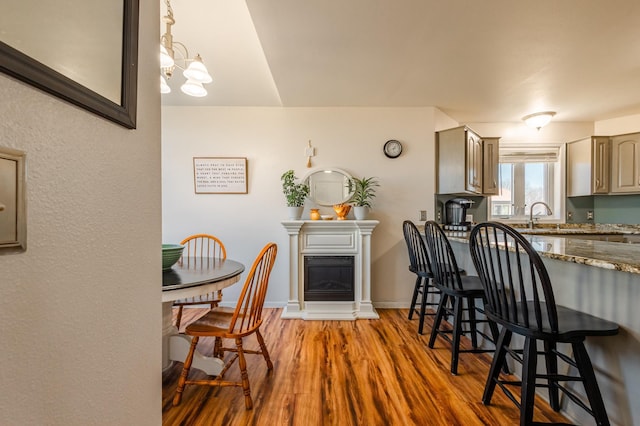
171,41,190,66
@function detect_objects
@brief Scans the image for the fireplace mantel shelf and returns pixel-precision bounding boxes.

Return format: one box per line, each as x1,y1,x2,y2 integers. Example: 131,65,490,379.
281,220,379,320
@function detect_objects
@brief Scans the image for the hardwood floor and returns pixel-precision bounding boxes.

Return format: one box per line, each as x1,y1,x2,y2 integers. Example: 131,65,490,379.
163,308,570,425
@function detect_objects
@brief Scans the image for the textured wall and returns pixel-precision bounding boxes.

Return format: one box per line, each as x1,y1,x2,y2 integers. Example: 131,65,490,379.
0,0,162,424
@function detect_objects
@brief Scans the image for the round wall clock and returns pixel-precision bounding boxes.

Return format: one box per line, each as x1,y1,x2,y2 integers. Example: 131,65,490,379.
383,139,403,158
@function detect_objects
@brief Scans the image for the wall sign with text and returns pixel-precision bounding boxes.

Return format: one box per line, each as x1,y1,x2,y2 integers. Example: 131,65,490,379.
193,157,248,194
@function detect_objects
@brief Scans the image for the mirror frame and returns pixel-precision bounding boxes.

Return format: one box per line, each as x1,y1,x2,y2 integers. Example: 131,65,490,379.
0,0,139,129
302,167,354,207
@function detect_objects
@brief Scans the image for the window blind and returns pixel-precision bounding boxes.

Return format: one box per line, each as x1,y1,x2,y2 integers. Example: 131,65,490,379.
499,145,560,163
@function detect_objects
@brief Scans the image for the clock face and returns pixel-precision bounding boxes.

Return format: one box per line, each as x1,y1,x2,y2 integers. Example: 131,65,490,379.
384,140,402,158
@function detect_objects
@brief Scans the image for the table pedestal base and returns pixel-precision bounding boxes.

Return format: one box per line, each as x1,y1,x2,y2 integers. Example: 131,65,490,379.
162,302,225,376
168,334,225,376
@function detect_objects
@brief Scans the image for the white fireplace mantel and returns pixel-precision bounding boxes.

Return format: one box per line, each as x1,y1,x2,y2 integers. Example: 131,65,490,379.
281,220,379,320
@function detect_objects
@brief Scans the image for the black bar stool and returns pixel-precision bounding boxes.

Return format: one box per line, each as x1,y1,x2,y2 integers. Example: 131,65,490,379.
402,220,441,334
469,222,619,426
423,221,500,375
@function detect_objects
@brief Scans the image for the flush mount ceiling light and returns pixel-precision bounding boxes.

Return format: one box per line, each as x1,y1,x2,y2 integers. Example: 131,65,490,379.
160,0,212,97
522,111,556,130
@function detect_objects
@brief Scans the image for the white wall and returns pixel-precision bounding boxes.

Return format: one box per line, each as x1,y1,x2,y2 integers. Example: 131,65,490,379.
0,0,162,424
595,113,640,135
162,106,438,306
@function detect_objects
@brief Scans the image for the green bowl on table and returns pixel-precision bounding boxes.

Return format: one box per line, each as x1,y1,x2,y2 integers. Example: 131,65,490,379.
162,244,184,271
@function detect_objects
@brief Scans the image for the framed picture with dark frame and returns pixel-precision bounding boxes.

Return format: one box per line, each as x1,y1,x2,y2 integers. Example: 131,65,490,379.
0,0,139,129
193,157,248,194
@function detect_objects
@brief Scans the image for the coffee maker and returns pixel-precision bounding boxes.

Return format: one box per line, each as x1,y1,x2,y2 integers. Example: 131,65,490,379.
444,198,474,230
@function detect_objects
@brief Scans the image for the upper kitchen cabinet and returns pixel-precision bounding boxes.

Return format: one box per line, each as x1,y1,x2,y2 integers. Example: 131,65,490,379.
567,136,610,196
482,137,500,195
436,126,498,195
611,133,640,194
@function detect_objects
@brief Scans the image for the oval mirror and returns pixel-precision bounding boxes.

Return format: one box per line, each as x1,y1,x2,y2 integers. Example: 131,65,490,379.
303,168,354,206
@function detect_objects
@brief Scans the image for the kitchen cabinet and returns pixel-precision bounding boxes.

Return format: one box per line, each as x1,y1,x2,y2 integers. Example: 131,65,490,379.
482,137,500,195
611,133,640,194
437,126,497,195
566,136,610,196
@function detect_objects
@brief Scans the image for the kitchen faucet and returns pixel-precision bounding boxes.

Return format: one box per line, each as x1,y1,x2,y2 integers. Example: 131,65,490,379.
529,201,553,229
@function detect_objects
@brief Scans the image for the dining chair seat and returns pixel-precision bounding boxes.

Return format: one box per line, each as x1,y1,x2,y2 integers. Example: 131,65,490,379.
514,302,619,340
469,222,619,426
438,275,484,295
181,307,241,334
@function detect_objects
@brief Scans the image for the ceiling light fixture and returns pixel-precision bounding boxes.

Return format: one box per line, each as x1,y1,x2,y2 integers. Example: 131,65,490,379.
160,0,212,97
522,111,556,130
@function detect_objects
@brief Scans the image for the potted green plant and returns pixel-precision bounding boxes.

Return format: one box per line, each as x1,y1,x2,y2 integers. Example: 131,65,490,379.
281,170,309,219
348,176,379,220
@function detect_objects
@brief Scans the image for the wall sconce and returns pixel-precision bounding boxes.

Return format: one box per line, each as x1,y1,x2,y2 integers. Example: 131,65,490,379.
522,111,556,130
160,0,212,97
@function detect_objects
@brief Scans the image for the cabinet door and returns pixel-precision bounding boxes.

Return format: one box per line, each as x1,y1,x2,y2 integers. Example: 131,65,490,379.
465,130,483,193
567,138,591,197
611,134,640,193
591,136,610,194
482,137,500,195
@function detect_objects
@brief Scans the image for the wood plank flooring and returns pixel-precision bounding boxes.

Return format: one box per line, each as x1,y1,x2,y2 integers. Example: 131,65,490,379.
162,308,570,425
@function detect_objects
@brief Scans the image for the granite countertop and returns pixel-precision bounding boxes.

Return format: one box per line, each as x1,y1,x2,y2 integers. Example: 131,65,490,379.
444,225,640,275
502,223,640,235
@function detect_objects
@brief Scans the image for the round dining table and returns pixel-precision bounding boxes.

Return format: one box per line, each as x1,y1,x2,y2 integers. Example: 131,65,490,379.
162,257,245,373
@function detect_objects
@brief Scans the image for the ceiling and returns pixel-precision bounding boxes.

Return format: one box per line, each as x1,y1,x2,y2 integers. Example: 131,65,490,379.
160,0,640,124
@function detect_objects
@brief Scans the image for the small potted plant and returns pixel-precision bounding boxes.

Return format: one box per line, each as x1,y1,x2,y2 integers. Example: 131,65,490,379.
281,170,309,219
348,176,379,220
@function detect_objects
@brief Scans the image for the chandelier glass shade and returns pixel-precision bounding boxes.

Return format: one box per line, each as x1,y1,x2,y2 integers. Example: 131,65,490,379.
160,0,212,97
522,111,556,130
180,79,207,97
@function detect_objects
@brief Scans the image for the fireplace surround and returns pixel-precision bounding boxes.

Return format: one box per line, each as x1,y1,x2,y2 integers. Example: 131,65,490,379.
281,219,379,320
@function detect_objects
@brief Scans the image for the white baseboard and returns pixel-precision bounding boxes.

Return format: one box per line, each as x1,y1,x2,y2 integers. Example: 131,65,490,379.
181,301,410,310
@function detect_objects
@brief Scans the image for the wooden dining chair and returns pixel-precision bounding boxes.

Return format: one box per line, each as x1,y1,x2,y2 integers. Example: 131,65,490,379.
173,242,278,410
423,221,500,375
173,233,227,329
469,222,619,425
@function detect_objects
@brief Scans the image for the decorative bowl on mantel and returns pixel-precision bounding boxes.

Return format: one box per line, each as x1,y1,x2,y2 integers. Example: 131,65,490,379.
333,203,351,220
162,244,184,271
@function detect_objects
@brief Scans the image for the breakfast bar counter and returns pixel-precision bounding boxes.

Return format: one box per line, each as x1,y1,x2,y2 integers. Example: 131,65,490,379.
444,228,640,275
441,226,640,426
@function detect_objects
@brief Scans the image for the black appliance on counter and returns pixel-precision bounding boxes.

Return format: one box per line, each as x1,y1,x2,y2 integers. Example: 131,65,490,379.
444,198,474,230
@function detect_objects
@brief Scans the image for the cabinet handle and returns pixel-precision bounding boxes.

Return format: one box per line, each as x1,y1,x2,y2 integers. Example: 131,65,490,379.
596,179,600,186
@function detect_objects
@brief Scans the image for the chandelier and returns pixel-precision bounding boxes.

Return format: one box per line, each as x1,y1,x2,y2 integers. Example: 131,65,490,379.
160,0,212,97
522,111,556,130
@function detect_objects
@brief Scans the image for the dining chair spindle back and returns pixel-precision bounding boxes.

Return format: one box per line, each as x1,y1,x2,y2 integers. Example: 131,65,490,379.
173,233,227,329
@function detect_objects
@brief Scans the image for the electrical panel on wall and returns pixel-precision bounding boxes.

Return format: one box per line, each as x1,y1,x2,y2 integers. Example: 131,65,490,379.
0,147,26,253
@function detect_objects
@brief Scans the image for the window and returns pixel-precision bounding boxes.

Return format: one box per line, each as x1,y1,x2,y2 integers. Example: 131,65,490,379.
490,145,563,221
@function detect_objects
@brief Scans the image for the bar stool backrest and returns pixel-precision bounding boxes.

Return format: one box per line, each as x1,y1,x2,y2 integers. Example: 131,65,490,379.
402,220,432,275
424,221,464,292
469,222,559,336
